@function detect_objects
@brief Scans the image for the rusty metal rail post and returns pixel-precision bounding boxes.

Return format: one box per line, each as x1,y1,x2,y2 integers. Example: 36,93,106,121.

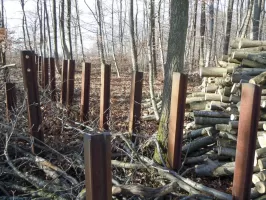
49,57,56,101
66,60,75,107
5,83,16,121
21,51,43,154
167,72,188,170
232,83,261,200
60,60,68,105
38,56,42,86
100,64,111,131
84,133,112,200
80,62,91,122
129,72,143,139
42,57,49,88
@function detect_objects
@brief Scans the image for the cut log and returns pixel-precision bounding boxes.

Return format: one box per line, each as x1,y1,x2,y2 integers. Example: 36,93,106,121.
204,94,221,101
219,131,237,141
188,148,213,157
215,124,231,132
226,106,239,115
210,101,230,108
230,114,239,121
249,71,266,85
185,154,230,165
189,101,208,111
229,121,239,129
204,84,218,93
251,187,261,199
194,117,230,125
239,38,266,48
253,173,262,184
235,46,266,52
215,77,232,86
231,73,252,83
258,157,266,170
195,159,220,176
215,146,236,157
221,96,230,103
233,68,266,76
255,181,266,194
186,97,205,104
193,111,230,118
218,86,231,96
183,127,213,140
257,133,266,148
242,59,266,68
256,148,266,160
205,104,225,111
182,136,216,153
200,67,227,77
191,92,205,97
258,170,266,181
229,95,241,103
207,77,216,84
217,138,237,149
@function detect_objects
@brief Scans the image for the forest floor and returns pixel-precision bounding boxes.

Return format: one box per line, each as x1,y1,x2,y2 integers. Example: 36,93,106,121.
0,65,232,199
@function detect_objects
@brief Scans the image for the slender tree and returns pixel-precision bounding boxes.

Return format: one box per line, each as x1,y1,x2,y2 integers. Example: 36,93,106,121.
199,0,206,68
205,0,214,67
52,0,60,73
67,0,73,59
129,0,138,71
154,0,188,163
252,0,262,40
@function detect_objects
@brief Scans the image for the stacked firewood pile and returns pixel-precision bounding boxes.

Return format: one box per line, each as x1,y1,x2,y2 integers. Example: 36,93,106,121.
184,38,266,199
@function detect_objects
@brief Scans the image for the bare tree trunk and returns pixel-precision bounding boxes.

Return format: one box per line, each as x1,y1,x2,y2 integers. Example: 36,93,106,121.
37,0,43,56
259,0,265,40
111,0,120,77
239,0,254,38
67,0,72,60
158,0,165,78
205,0,214,67
223,0,234,55
52,0,60,73
192,0,198,70
60,0,70,59
150,0,157,77
96,0,105,65
129,0,138,71
22,15,27,49
44,0,52,58
43,0,46,57
213,0,220,59
20,0,32,50
75,0,85,62
252,0,262,40
199,0,206,68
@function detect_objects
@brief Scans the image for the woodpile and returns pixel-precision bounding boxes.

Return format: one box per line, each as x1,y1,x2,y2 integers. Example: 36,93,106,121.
184,38,266,199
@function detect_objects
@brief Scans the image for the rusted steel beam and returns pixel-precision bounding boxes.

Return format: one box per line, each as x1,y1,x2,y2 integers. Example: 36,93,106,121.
49,57,56,101
38,56,42,86
84,133,112,200
80,62,91,122
66,60,75,107
232,83,261,200
21,51,43,154
128,72,143,139
100,64,111,131
167,72,188,170
5,83,16,121
42,57,49,88
60,60,68,105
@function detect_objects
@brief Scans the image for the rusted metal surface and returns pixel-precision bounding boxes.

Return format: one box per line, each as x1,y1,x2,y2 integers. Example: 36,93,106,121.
100,64,111,131
38,56,42,86
5,83,16,121
42,57,49,88
167,72,188,170
66,60,75,106
60,60,68,105
80,62,91,122
49,57,56,101
84,133,112,200
21,51,43,154
128,72,143,140
232,83,261,200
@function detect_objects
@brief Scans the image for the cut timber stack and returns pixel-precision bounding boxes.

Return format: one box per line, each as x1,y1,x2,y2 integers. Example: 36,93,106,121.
184,38,266,199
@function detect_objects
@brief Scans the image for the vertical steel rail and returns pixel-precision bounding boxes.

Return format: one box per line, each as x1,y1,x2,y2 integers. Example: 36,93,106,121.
60,60,68,105
232,83,261,200
128,72,143,140
167,72,188,170
99,64,111,131
80,62,91,122
5,83,16,121
66,60,75,107
42,57,49,88
49,57,56,101
84,133,112,200
21,51,43,154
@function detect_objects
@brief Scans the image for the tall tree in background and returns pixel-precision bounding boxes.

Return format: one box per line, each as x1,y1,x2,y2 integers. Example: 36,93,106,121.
192,0,198,69
154,0,188,163
52,0,60,73
67,0,73,60
129,0,138,71
205,0,214,67
96,0,105,65
223,0,234,55
199,0,206,68
238,0,254,38
60,0,70,59
252,0,262,40
44,0,52,58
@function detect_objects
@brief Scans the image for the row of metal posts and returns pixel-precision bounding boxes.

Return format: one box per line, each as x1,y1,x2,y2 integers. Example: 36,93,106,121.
6,50,262,199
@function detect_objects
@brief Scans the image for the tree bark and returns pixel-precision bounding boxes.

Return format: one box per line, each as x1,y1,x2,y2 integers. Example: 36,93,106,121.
223,0,234,55
129,0,138,71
